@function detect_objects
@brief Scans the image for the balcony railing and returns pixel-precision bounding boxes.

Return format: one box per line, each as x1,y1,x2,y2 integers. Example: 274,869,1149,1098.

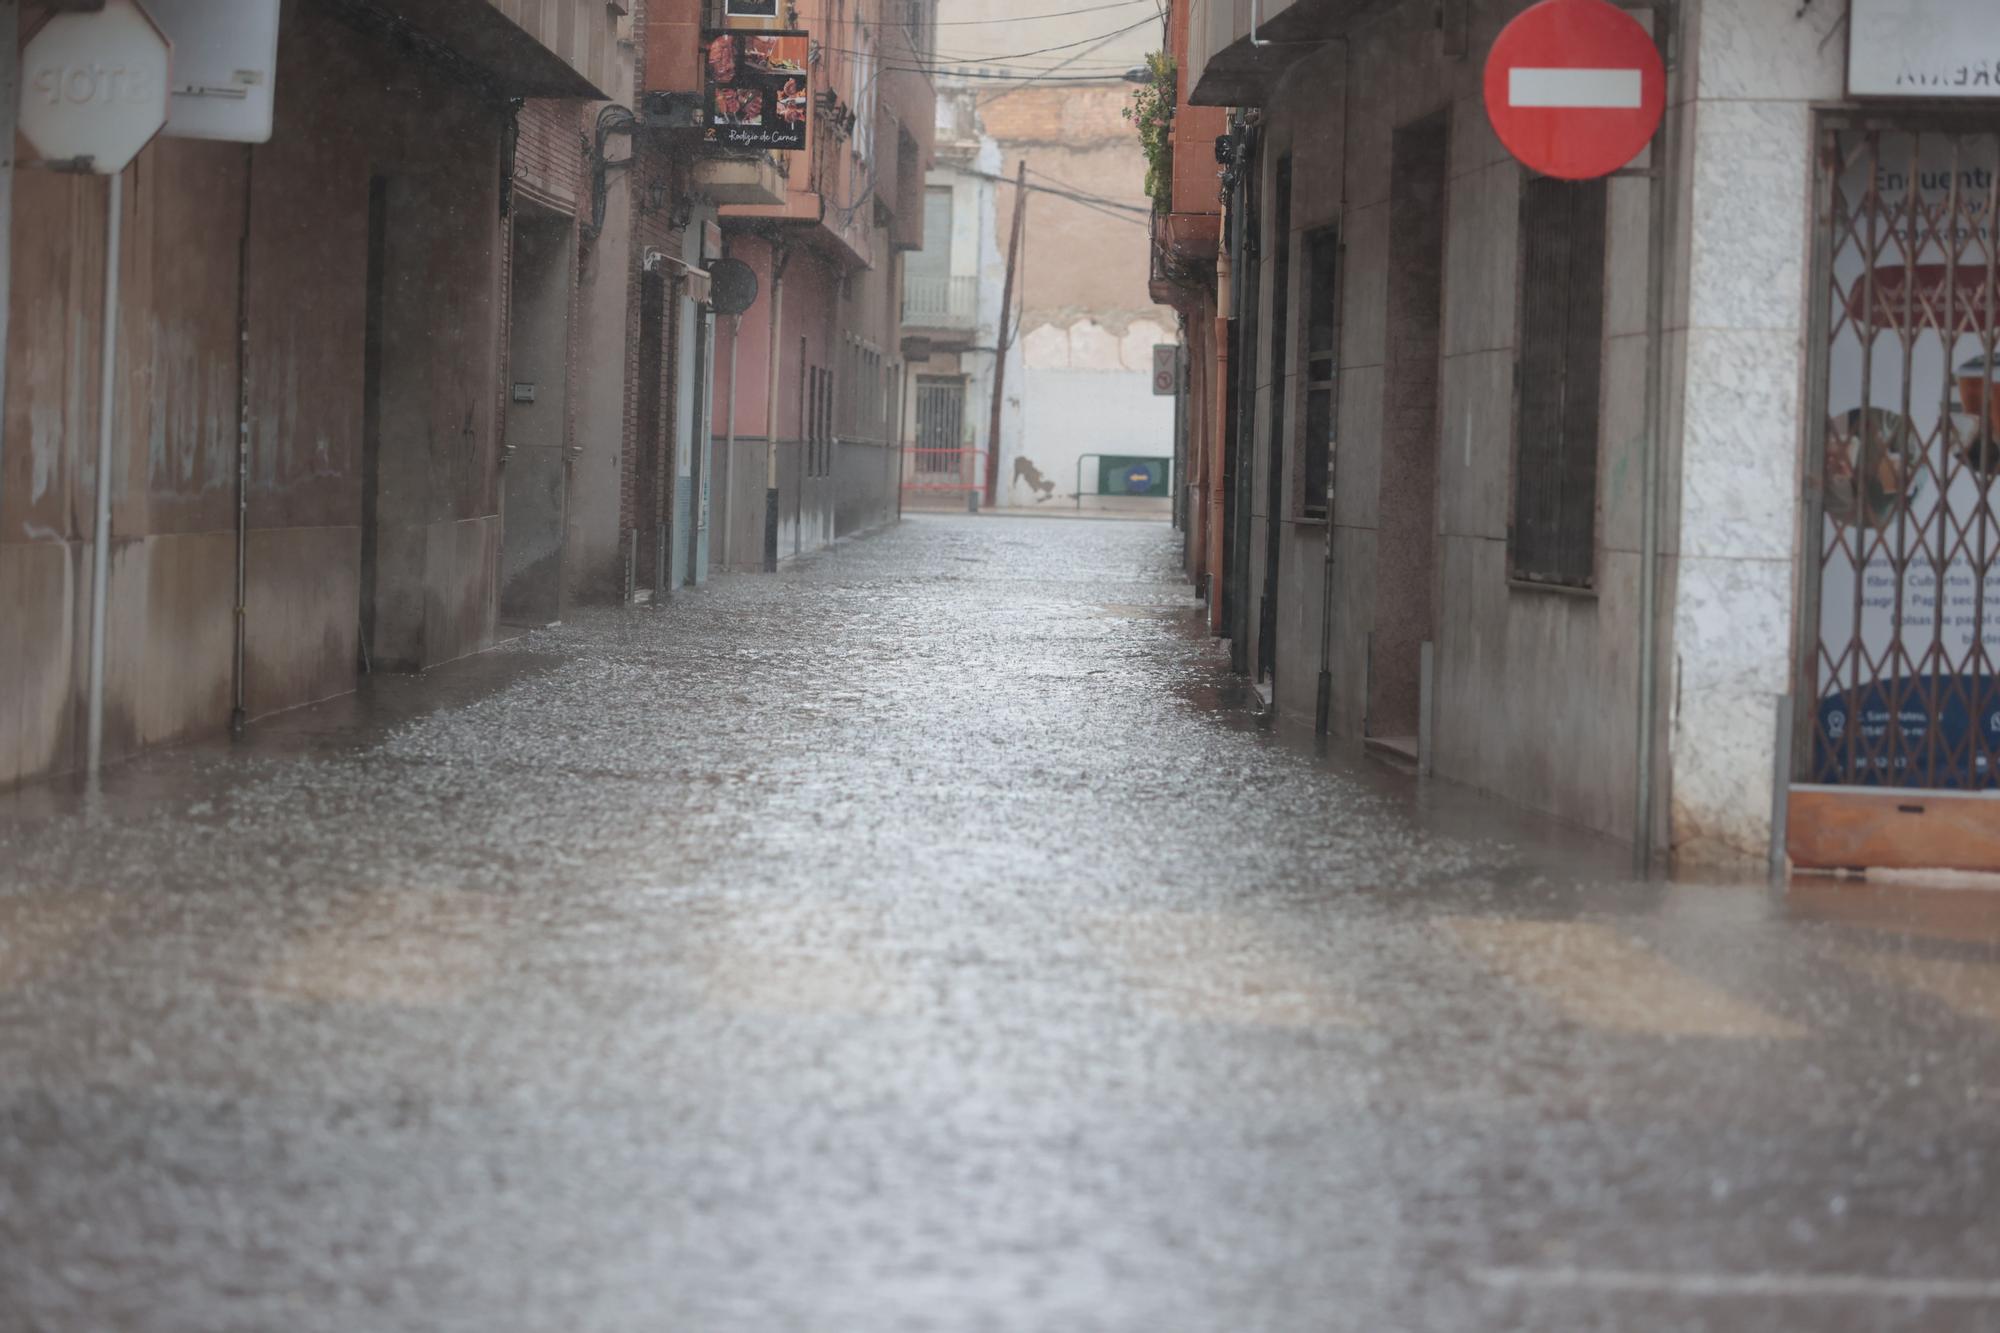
902,274,979,330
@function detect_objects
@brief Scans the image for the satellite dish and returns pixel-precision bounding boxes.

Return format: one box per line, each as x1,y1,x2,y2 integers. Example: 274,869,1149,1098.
708,258,759,316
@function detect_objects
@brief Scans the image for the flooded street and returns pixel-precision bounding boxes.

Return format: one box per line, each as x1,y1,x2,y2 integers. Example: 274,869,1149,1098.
2,514,1998,1331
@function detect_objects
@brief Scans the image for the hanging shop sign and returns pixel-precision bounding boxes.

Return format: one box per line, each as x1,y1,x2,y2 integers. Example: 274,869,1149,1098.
703,29,809,152
1482,0,1665,181
1811,130,2000,787
1850,0,1999,99
145,0,282,143
724,0,781,18
19,0,172,174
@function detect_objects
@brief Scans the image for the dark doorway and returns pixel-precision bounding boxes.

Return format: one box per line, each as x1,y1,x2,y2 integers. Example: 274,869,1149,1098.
499,211,577,627
1227,139,1263,673
359,177,389,670
1259,155,1294,687
1370,112,1448,743
633,272,667,600
915,375,966,479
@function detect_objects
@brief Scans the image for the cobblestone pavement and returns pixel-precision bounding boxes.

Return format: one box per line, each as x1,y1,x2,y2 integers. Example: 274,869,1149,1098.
2,515,1998,1332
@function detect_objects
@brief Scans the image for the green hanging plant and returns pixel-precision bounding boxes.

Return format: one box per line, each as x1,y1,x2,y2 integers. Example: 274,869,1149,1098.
1124,52,1176,213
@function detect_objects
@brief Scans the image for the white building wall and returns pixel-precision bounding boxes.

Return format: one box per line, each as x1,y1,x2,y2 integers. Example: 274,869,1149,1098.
1664,0,1846,862
1007,317,1175,511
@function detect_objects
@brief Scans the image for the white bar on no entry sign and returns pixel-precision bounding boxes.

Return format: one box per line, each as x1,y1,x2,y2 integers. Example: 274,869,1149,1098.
1509,67,1643,108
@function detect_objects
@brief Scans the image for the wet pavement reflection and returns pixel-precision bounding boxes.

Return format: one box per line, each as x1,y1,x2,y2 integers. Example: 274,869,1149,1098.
2,514,1998,1331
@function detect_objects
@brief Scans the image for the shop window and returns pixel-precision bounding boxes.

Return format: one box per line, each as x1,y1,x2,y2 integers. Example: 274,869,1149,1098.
1298,227,1340,522
1510,176,1607,589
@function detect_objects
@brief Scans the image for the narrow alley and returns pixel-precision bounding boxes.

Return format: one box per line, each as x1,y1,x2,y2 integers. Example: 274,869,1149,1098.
2,516,1997,1331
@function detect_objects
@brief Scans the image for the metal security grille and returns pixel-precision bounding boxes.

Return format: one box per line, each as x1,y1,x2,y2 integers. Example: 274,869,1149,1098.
1806,125,2000,788
914,377,965,474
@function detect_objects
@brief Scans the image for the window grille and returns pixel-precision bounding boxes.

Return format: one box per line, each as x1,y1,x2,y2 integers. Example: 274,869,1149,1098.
1509,175,1608,589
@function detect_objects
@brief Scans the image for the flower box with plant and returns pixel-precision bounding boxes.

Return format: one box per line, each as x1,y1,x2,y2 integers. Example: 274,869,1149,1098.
1124,52,1176,214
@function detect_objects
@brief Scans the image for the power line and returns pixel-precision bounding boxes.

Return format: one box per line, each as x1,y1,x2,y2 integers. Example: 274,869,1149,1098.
1026,163,1148,204
882,65,1135,82
1055,194,1152,229
818,15,1157,68
967,169,1153,215
928,0,1154,25
974,9,1154,105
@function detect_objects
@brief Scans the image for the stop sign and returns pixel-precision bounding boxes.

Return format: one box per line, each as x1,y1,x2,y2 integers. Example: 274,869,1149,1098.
20,0,173,175
1483,0,1665,182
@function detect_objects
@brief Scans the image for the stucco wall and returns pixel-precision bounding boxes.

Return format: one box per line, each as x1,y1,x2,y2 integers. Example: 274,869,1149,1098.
1015,320,1177,512
1252,5,1673,845
567,150,635,604
1663,0,1843,862
0,3,514,786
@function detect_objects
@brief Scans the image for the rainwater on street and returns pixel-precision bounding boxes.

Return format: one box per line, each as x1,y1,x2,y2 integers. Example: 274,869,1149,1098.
2,515,1998,1332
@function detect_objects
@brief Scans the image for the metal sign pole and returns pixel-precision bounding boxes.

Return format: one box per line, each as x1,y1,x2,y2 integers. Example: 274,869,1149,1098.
87,172,124,780
1632,0,1676,876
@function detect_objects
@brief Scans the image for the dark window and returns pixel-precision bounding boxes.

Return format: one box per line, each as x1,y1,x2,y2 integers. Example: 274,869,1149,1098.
810,365,826,478
1299,227,1339,522
1510,176,1607,588
1268,159,1293,487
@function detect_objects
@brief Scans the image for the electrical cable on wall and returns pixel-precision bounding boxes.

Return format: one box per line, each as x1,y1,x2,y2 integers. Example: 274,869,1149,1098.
584,103,636,242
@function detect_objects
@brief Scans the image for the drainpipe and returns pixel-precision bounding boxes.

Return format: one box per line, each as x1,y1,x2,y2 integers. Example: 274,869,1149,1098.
726,311,742,516
86,172,124,781
763,244,790,573
1634,2,1678,876
232,146,253,735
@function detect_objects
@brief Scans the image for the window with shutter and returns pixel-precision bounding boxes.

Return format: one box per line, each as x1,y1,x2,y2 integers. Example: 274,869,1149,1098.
1510,175,1608,589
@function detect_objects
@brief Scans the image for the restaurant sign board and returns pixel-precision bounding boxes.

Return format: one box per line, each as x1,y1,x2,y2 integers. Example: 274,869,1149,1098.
703,29,809,151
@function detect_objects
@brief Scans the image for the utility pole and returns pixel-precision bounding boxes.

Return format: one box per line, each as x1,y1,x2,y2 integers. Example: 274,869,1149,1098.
984,160,1027,510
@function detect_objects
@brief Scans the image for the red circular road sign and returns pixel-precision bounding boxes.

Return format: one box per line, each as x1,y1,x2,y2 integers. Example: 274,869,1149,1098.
1483,0,1665,181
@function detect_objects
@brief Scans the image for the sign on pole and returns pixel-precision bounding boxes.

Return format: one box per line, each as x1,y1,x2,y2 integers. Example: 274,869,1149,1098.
1152,344,1179,397
1482,0,1664,182
19,0,170,174
146,0,281,143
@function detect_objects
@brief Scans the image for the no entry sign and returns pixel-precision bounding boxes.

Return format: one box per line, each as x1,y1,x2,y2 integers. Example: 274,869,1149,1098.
1483,0,1665,181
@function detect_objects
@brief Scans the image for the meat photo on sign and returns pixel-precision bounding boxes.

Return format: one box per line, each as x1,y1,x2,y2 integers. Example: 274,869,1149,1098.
744,33,807,74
